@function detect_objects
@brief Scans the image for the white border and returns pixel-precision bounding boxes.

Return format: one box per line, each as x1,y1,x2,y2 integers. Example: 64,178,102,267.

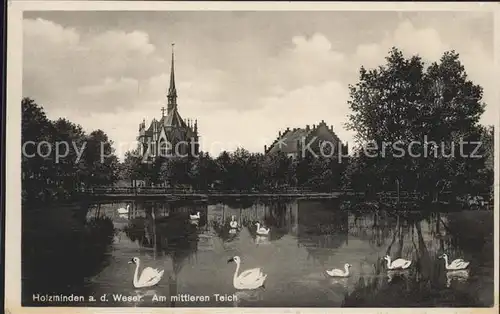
5,1,500,314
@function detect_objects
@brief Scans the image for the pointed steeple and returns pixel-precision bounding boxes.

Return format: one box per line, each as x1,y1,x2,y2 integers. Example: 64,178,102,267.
167,43,177,113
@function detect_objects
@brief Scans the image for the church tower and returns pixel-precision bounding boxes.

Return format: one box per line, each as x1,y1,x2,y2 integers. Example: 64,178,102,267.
167,43,177,114
137,43,200,168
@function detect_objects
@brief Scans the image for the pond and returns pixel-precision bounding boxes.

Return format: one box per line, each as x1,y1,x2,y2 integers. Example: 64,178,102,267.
22,198,494,307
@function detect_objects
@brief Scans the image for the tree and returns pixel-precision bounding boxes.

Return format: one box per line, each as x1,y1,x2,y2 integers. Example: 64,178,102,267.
22,97,120,203
189,152,218,190
215,151,233,190
22,97,56,202
159,157,191,187
345,48,488,199
82,130,119,187
51,118,86,191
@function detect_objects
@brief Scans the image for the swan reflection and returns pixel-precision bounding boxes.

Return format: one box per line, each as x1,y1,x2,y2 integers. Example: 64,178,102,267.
387,269,410,283
328,277,349,288
190,219,199,226
233,288,264,307
119,214,129,219
446,269,469,288
134,289,158,298
255,235,271,245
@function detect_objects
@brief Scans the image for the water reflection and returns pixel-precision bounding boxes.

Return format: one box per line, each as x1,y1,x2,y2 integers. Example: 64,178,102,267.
233,288,265,307
445,270,470,288
23,198,494,307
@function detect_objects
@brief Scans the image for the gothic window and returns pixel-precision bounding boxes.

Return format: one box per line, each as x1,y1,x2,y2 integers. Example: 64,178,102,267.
150,142,156,157
160,140,168,157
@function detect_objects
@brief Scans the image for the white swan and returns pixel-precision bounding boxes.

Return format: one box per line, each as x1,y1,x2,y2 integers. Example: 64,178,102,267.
128,257,164,288
439,253,470,270
227,256,267,290
326,263,351,277
255,222,270,236
190,212,200,220
117,204,130,214
383,255,412,270
230,215,238,229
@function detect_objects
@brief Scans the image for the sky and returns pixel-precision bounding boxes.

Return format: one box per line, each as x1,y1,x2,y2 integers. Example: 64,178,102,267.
22,10,496,161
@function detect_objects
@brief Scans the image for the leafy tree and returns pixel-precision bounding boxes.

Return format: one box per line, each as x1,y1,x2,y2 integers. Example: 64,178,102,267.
21,97,120,203
346,48,489,200
51,118,86,191
22,97,56,202
82,130,119,187
189,152,218,190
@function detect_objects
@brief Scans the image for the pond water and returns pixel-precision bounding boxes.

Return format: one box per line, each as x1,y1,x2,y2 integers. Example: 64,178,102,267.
22,198,494,307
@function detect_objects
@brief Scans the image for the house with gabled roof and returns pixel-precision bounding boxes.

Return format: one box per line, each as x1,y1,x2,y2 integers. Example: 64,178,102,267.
265,120,347,159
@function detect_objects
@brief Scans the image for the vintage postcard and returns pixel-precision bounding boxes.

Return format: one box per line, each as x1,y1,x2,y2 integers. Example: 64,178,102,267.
4,0,499,313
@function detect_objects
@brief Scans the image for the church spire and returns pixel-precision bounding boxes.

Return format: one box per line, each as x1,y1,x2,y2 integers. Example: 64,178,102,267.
167,43,177,113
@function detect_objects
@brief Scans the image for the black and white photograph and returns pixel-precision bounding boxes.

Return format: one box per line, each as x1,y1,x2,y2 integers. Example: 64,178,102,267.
4,0,499,311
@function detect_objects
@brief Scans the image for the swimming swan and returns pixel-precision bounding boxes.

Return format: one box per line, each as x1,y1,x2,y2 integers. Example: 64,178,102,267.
190,212,200,220
326,263,351,277
255,222,270,236
128,257,164,288
117,204,130,214
230,215,238,229
439,253,470,270
383,255,412,270
227,256,267,290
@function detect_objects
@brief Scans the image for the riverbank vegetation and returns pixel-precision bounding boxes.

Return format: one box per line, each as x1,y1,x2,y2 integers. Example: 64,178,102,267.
21,48,493,207
22,97,119,205
22,98,119,299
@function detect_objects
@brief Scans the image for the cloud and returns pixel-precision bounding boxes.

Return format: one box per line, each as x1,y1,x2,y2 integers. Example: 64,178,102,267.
22,14,495,161
349,20,496,127
23,18,165,114
262,33,346,94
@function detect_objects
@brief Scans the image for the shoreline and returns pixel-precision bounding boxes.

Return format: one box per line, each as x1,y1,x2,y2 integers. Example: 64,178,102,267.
81,192,359,200
23,190,492,212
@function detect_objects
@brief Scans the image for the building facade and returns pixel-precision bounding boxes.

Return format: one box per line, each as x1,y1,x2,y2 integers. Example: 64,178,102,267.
265,120,347,159
137,47,200,163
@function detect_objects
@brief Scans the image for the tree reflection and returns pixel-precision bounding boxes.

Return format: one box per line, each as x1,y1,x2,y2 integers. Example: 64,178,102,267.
296,201,348,264
342,210,491,307
22,204,115,305
122,201,201,304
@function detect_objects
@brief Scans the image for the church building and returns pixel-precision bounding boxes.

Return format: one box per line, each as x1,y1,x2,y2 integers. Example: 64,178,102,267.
137,46,200,163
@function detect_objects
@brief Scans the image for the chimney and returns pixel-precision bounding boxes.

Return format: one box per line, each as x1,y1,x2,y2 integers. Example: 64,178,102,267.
286,127,290,132
313,124,316,130
278,131,282,137
330,125,333,131
306,125,310,131
264,145,267,152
